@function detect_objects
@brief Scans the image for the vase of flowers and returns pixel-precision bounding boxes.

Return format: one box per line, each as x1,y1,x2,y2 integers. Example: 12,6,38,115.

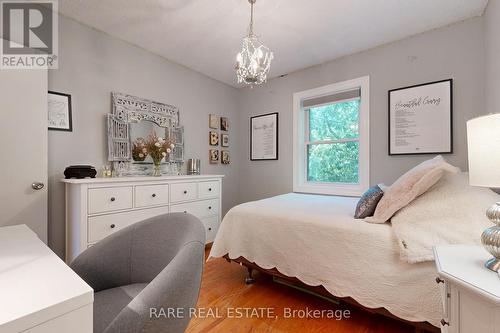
132,138,148,162
146,133,175,177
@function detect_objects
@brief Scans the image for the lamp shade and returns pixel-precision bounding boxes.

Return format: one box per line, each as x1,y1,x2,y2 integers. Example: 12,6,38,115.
467,113,500,187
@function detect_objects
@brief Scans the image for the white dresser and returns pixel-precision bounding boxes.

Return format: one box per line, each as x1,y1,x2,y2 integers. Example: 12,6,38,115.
434,245,500,333
63,175,224,263
0,225,93,333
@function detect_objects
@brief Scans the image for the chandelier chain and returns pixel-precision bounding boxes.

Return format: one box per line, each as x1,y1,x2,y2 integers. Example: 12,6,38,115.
249,0,254,36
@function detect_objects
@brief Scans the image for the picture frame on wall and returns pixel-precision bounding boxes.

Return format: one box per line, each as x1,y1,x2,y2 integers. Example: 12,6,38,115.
250,112,278,161
388,79,452,155
209,131,219,146
48,91,73,131
221,150,230,164
221,134,229,147
209,114,219,129
220,117,229,131
209,149,219,163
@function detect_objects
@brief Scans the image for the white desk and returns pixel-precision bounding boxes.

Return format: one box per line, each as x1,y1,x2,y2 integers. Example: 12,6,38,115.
0,225,93,333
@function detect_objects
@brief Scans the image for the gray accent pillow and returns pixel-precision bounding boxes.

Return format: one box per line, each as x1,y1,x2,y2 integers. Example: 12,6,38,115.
354,185,384,219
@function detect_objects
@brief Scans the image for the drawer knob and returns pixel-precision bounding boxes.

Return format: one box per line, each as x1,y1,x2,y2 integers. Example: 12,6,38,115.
183,190,188,194
208,227,212,231
435,277,444,284
110,197,116,202
440,319,449,326
208,188,212,192
183,210,187,213
152,193,156,198
208,206,212,210
110,224,116,229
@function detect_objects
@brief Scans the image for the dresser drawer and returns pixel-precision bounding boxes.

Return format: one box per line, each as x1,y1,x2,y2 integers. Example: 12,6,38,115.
135,184,169,208
201,216,219,243
87,206,170,243
170,182,197,202
88,187,133,214
198,181,220,199
170,199,219,218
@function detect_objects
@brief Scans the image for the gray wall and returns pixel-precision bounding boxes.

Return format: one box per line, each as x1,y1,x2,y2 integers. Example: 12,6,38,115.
48,14,488,257
236,18,485,204
485,0,500,114
48,15,241,258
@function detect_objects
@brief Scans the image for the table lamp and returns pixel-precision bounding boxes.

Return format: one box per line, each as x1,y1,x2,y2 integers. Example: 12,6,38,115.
467,113,500,271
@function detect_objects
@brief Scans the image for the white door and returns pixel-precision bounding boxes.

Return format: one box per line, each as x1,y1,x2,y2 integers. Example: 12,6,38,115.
0,68,48,242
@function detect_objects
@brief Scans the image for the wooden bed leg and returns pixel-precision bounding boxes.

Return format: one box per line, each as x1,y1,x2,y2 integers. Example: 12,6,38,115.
245,267,256,285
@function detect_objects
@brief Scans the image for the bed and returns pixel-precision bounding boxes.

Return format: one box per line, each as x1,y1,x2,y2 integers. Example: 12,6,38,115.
209,193,442,330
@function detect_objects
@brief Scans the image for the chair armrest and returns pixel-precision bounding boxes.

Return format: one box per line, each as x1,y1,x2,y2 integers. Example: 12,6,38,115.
103,240,205,333
70,225,134,292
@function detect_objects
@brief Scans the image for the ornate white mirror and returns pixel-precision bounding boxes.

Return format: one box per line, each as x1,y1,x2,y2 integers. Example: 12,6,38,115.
108,92,184,176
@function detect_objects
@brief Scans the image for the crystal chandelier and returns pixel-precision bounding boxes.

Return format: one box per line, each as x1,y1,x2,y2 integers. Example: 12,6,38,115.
235,0,274,86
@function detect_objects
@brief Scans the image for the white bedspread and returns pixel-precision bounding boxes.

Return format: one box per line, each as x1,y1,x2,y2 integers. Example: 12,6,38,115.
209,193,441,327
392,172,497,263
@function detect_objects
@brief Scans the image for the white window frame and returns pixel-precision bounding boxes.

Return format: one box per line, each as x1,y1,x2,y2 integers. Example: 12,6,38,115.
293,76,370,196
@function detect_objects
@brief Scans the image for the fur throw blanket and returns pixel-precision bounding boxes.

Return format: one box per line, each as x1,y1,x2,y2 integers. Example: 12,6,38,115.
391,172,499,263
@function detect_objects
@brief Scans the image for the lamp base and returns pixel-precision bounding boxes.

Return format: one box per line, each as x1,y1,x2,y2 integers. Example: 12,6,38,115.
485,257,500,272
482,202,500,271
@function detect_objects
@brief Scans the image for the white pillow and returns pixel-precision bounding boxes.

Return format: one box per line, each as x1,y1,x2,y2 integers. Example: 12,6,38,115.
365,155,459,224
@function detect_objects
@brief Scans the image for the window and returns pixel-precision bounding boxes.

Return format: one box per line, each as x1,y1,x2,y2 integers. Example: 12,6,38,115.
293,77,369,196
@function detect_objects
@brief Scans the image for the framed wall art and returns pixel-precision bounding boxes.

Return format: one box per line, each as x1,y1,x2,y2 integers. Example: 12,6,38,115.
209,114,219,129
221,134,229,147
222,150,230,164
388,79,452,155
250,112,278,160
209,131,219,146
209,149,219,164
220,117,229,131
48,91,73,131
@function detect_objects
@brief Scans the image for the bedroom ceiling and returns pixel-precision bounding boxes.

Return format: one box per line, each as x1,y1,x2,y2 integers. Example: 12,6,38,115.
57,0,488,88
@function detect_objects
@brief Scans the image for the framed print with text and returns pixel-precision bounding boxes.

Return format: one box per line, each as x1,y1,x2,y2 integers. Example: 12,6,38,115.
250,112,278,161
388,79,452,155
48,91,73,131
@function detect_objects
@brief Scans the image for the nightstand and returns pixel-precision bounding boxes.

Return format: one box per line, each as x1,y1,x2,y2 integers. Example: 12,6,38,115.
434,245,500,333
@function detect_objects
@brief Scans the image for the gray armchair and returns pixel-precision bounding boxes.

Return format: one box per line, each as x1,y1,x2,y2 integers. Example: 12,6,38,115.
70,213,206,333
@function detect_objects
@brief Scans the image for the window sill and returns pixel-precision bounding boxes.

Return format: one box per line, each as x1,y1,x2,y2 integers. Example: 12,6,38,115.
293,184,363,197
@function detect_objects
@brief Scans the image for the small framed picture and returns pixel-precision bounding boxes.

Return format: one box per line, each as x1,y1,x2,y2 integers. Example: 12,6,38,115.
220,117,229,131
221,134,229,147
209,149,219,164
209,114,219,129
221,150,230,164
209,131,219,146
48,91,72,131
251,112,278,160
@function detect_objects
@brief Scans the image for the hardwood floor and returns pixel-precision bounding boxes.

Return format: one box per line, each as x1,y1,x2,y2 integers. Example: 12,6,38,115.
186,250,415,333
